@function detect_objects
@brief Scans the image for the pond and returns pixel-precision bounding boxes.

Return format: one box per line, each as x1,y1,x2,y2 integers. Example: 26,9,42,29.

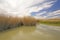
0,24,60,40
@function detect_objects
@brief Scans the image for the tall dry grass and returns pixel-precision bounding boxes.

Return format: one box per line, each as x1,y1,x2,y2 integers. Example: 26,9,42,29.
0,15,37,31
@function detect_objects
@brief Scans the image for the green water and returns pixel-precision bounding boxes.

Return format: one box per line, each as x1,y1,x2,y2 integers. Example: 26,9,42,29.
0,25,60,40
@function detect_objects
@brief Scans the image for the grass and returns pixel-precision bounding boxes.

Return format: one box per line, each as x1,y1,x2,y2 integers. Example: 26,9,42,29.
40,22,60,26
39,20,60,26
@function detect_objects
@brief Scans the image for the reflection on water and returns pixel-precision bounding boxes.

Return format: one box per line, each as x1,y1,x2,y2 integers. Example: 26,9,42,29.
0,25,60,40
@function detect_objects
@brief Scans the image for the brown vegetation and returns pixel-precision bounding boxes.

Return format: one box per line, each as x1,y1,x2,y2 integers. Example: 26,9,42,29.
0,15,37,31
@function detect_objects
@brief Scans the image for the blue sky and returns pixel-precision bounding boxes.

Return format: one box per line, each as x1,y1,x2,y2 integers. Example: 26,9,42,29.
31,0,60,19
47,0,60,12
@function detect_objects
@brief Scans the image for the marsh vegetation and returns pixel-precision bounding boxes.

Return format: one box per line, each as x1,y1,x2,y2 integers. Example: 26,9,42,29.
0,15,37,31
38,19,60,26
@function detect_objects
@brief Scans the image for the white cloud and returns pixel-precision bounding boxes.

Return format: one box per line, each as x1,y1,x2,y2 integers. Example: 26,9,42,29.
36,11,47,16
0,0,45,17
30,0,57,19
36,10,60,19
32,11,48,19
47,10,60,16
29,0,56,12
0,0,57,17
33,16,47,19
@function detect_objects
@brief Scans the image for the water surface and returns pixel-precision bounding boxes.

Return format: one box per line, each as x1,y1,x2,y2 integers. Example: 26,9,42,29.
0,24,60,40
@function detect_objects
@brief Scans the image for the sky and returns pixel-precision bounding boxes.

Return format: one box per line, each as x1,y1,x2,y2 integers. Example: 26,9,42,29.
0,0,60,19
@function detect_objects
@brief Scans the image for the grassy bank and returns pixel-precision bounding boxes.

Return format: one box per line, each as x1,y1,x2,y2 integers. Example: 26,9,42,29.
39,20,60,26
40,22,60,26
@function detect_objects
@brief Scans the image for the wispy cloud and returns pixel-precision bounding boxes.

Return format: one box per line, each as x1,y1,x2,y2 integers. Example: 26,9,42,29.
46,10,60,18
30,0,57,19
0,0,57,17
